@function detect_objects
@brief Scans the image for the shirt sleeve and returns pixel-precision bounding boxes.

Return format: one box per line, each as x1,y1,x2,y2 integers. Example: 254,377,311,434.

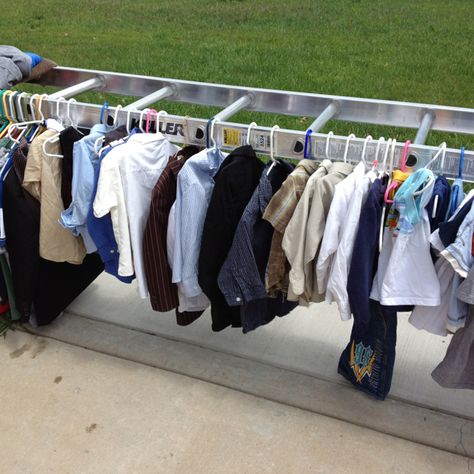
93,162,118,218
282,181,312,298
315,184,345,292
218,208,266,306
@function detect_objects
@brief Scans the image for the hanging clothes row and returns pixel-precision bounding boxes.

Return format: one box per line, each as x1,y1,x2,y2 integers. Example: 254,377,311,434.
0,90,472,400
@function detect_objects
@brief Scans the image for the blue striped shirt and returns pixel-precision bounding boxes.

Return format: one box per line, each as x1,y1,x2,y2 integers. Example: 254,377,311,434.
171,147,226,297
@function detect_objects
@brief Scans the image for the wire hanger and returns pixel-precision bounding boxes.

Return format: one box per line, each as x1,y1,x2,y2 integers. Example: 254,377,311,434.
247,121,257,146
425,142,447,218
383,139,409,203
267,124,280,176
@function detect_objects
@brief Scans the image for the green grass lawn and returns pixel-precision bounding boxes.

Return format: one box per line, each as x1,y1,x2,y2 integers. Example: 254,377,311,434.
1,0,473,149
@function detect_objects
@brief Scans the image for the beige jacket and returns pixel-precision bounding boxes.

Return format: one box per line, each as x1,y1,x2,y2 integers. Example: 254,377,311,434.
23,129,86,265
283,161,353,304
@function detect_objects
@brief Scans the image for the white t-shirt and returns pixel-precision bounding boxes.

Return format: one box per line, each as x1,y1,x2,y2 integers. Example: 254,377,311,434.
370,176,440,306
316,161,366,294
325,169,377,320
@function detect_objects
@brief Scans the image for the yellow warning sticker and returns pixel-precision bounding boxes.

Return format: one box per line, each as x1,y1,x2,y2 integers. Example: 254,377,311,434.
223,128,241,147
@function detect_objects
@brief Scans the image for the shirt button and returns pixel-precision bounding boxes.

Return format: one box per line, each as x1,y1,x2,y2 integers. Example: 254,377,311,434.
110,249,115,254
236,297,241,302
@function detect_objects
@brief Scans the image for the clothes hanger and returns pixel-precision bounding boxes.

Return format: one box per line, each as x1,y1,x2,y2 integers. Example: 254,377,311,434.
425,142,447,218
383,139,410,204
361,135,372,168
7,93,46,144
267,125,280,176
126,108,133,134
246,121,257,146
28,93,49,142
343,133,355,163
325,131,334,159
378,138,395,251
112,104,122,127
138,108,150,133
209,117,219,150
145,109,157,133
99,101,109,126
374,137,385,177
447,146,465,216
303,127,313,159
156,110,167,136
66,98,84,136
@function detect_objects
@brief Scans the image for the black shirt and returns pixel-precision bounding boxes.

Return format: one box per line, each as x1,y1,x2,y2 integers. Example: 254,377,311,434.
198,145,265,331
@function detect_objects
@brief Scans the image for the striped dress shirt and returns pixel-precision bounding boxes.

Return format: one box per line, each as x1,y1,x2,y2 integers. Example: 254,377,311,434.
143,146,204,325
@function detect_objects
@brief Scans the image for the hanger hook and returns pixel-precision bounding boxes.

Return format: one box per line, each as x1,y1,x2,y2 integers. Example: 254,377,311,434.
459,146,464,179
246,121,257,146
382,138,392,172
388,138,397,174
139,108,150,132
55,96,66,119
270,125,280,163
361,135,372,164
209,117,219,149
8,91,17,122
126,108,133,134
29,93,39,121
16,92,27,122
37,94,47,122
156,110,168,135
67,98,77,127
113,104,122,126
325,131,334,159
343,133,355,163
426,142,447,171
400,140,411,172
145,109,157,133
374,136,385,170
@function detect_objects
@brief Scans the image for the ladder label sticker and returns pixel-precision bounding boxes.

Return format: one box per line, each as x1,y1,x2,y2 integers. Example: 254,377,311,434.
223,128,241,146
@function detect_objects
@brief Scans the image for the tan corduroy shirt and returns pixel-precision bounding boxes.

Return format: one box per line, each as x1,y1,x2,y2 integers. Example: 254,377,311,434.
263,159,320,296
23,129,86,265
283,161,354,304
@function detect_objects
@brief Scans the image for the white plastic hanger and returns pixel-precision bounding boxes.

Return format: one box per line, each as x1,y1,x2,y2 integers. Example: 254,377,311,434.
246,121,257,146
325,131,334,159
138,108,150,133
361,135,373,167
7,93,45,143
156,110,168,136
343,133,355,163
266,124,280,176
209,117,219,150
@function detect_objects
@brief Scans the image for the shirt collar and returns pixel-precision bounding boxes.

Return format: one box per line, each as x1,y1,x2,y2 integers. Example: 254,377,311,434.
258,167,274,213
329,161,354,177
295,159,320,175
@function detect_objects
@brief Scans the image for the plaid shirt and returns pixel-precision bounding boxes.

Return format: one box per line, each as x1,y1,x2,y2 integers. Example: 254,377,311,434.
263,159,320,296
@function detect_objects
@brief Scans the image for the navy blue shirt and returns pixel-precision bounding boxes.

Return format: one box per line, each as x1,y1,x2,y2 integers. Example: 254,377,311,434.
426,175,451,233
347,178,386,326
218,160,297,333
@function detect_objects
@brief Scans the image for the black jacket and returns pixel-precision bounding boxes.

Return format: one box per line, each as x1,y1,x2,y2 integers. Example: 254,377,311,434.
198,145,265,331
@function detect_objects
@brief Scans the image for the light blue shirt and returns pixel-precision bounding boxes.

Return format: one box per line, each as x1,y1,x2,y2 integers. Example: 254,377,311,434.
172,147,226,297
60,124,111,253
